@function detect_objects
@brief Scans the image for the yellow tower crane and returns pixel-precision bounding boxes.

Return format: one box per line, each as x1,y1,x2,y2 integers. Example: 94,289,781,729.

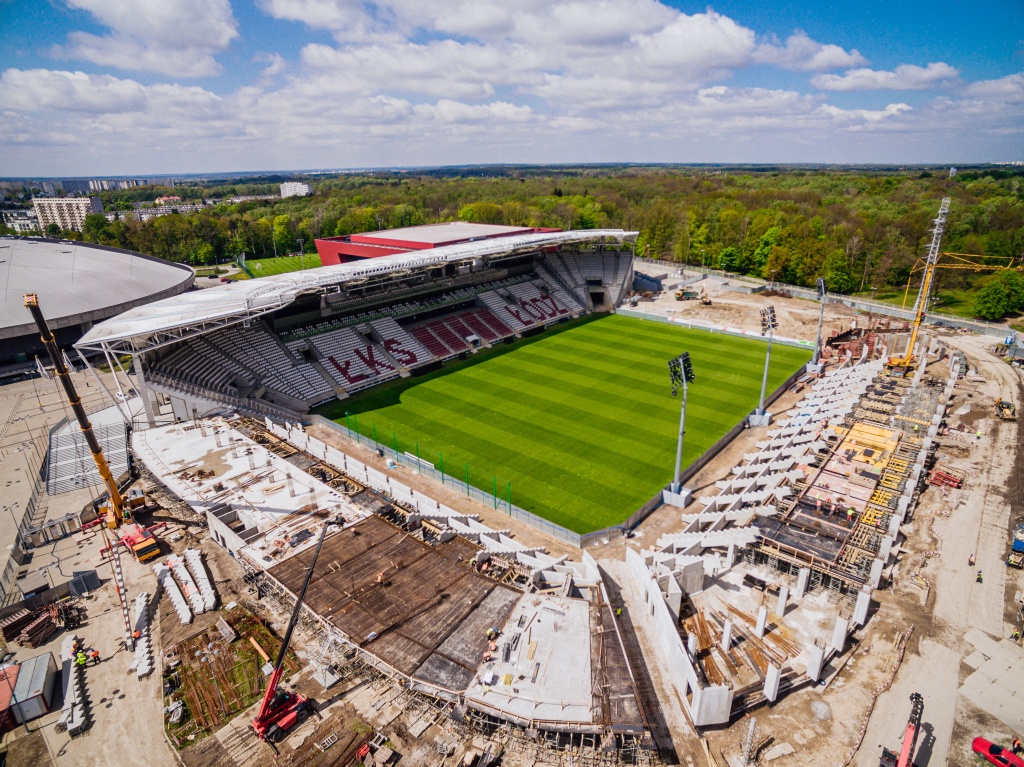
885,198,1022,376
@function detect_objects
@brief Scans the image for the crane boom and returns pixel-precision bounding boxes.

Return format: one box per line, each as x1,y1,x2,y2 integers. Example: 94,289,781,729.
889,198,950,371
24,294,127,527
879,692,924,767
251,522,329,745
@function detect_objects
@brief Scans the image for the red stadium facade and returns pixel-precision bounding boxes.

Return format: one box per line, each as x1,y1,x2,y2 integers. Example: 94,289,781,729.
314,222,560,266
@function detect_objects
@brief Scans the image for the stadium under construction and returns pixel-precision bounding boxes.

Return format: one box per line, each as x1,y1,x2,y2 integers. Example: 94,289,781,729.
51,218,981,761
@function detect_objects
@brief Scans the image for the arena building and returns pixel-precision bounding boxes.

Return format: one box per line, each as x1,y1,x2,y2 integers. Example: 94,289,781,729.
314,222,559,265
0,237,194,370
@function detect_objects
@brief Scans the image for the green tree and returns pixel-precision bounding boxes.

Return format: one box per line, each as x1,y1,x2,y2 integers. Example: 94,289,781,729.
718,247,743,272
974,278,1010,320
46,223,61,237
82,213,111,243
752,226,781,274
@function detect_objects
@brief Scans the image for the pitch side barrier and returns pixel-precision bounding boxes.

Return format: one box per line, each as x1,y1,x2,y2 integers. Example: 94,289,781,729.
633,257,1008,339
304,415,584,546
615,307,815,350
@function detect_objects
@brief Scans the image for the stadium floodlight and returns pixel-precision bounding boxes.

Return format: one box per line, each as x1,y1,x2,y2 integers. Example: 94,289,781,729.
667,352,695,494
813,278,828,365
754,305,778,421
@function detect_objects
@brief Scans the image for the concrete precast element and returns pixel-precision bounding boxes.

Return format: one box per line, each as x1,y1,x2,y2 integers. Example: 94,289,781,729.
853,587,871,626
183,548,217,612
764,663,781,702
755,606,768,638
153,562,191,625
794,567,810,600
776,585,789,616
58,633,90,735
879,536,894,563
167,554,206,615
869,558,884,589
128,592,154,678
831,616,849,654
721,620,733,652
806,644,825,683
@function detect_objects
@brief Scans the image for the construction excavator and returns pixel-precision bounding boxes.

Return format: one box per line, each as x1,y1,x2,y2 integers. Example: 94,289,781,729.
251,522,329,748
879,692,924,767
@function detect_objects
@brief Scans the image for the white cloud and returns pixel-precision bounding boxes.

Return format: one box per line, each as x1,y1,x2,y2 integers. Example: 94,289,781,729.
1,1,1020,172
0,69,147,112
59,0,238,77
964,72,1024,102
812,62,958,91
754,31,867,72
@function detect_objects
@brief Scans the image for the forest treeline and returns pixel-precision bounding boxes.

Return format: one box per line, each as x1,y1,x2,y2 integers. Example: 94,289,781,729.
6,167,1024,319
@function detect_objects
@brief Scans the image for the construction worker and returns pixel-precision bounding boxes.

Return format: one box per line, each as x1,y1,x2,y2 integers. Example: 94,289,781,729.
75,651,88,668
1013,737,1022,755
1011,630,1021,643
968,553,975,567
90,649,100,665
976,570,983,584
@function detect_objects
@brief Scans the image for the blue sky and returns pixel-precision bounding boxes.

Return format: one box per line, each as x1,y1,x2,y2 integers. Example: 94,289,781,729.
0,0,1021,175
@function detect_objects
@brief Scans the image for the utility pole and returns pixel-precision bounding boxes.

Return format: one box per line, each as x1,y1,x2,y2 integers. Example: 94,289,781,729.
811,277,827,368
751,305,778,426
668,352,696,496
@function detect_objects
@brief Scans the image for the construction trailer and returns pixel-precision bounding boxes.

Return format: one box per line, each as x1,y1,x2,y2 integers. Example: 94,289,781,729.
10,652,59,724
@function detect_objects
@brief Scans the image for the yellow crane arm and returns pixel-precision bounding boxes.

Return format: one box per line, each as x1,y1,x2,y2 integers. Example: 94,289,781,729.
891,198,950,367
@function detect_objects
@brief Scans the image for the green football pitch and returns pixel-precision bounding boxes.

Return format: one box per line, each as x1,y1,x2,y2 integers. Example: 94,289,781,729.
315,313,811,534
245,254,320,276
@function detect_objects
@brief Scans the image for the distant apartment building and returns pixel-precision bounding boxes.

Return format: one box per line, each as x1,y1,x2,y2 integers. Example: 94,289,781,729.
280,182,312,198
2,209,38,233
61,179,92,194
32,196,103,232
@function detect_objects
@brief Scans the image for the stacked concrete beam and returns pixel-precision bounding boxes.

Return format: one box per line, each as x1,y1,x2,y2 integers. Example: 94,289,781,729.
184,548,217,612
129,593,154,678
58,634,89,735
167,554,207,615
154,563,192,624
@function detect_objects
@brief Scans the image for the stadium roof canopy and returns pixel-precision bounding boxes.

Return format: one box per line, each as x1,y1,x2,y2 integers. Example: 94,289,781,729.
0,237,193,341
76,228,637,355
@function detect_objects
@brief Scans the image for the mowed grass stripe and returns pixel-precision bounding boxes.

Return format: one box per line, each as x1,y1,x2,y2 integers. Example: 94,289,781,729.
476,354,755,444
325,313,811,533
384,378,661,501
353,394,644,518
500,347,779,418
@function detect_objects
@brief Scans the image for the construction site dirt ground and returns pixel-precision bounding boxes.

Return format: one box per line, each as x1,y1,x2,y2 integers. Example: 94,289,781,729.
598,328,1024,767
2,525,174,767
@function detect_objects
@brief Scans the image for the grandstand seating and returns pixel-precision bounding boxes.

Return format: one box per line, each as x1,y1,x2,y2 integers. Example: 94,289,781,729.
479,290,534,331
428,320,469,354
478,308,512,337
460,311,499,342
310,326,397,390
214,325,333,402
410,326,450,358
370,317,432,367
144,249,634,416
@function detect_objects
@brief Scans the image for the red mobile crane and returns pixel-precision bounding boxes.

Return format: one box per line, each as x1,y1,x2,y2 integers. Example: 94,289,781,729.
879,693,924,767
251,523,329,746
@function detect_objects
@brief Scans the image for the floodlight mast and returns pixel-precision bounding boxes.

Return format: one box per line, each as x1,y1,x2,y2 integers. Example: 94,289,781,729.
756,306,778,417
812,278,827,366
668,353,695,493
